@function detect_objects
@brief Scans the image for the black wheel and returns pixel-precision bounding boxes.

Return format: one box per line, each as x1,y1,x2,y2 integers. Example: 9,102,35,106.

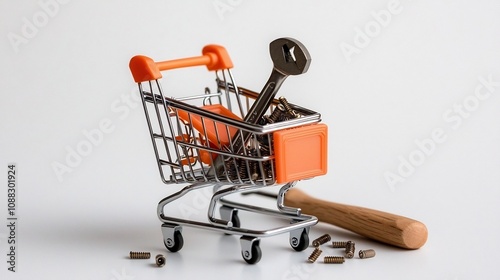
224,210,240,235
231,212,241,228
242,242,262,264
164,231,184,252
290,229,309,252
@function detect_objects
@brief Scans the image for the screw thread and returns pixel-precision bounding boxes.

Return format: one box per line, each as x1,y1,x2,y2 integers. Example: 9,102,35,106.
278,96,299,118
129,251,151,259
269,104,285,123
249,148,259,180
331,241,348,248
324,256,345,264
237,158,248,179
312,234,331,247
278,97,293,112
307,248,322,263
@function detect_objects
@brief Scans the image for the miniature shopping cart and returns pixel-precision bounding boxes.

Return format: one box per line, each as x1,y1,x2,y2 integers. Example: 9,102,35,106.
129,44,328,264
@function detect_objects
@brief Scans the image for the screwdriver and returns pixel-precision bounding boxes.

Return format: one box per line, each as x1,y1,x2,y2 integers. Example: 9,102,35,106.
243,188,428,249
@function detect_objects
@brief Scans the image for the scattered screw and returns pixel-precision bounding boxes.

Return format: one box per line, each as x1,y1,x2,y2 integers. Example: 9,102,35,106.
331,241,348,248
312,234,331,247
129,251,150,259
155,254,166,267
359,249,376,259
307,236,375,264
307,248,322,263
324,256,345,264
345,241,355,259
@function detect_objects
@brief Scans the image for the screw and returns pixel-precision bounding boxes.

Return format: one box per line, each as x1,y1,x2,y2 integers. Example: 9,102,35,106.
324,256,345,264
155,254,166,267
269,104,286,123
307,248,322,263
359,249,376,259
345,241,355,259
278,96,300,118
129,251,150,259
331,241,348,248
312,234,331,247
249,148,259,180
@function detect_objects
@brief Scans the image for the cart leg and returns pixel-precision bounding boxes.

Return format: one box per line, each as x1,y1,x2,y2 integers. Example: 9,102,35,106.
289,225,310,251
161,223,184,252
208,184,260,227
240,236,262,264
277,181,301,216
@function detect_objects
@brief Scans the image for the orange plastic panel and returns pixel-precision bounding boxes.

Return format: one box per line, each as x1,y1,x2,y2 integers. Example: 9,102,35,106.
198,134,219,164
273,123,328,183
176,104,241,147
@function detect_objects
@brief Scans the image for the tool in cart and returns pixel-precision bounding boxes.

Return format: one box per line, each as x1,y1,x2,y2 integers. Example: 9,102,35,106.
243,188,428,249
129,38,327,264
243,37,310,124
208,37,311,178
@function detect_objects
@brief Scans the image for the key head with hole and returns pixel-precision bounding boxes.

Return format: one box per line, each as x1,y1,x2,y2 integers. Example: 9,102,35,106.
269,37,311,76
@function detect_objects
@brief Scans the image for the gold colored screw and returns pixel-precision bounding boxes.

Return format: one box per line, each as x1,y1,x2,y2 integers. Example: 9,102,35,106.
155,254,166,267
278,96,300,118
268,104,286,123
359,249,376,259
307,248,322,263
312,234,331,247
129,251,151,259
324,256,345,264
331,241,348,248
345,241,355,259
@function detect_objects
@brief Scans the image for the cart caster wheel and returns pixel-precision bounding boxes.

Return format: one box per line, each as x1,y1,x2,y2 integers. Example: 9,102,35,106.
220,207,240,235
290,229,309,252
231,212,241,228
242,241,262,264
240,236,262,264
223,214,240,235
164,231,184,252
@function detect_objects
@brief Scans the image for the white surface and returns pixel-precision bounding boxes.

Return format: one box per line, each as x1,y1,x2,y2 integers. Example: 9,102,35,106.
1,1,500,279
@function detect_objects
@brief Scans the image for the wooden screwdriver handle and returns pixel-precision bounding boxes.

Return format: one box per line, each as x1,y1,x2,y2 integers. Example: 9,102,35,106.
284,188,428,249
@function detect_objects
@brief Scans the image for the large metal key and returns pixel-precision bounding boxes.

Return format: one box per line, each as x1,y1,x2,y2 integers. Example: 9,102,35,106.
209,38,311,179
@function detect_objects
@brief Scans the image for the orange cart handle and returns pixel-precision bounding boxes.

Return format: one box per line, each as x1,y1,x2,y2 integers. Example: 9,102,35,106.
129,45,233,83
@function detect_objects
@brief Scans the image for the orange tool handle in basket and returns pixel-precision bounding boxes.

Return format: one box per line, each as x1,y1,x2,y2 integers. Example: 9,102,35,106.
129,45,233,83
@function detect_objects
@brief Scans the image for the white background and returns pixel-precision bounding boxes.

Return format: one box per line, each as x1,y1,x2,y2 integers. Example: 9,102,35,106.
1,1,500,279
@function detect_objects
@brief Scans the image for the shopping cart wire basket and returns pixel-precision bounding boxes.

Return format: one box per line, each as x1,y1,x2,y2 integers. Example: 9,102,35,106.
129,44,328,264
